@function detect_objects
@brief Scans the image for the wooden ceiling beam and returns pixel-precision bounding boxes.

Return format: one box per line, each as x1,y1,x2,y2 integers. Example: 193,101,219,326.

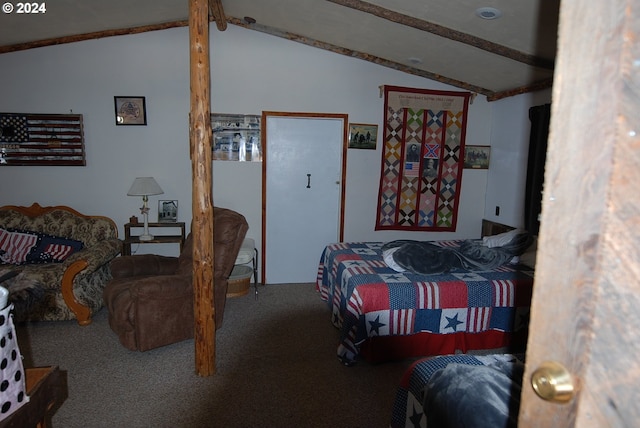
487,78,554,101
327,0,555,70
0,6,230,56
0,9,550,101
0,21,189,55
228,17,493,97
208,0,228,31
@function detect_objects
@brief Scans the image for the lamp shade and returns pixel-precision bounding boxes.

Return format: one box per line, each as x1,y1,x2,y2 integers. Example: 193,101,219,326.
127,177,164,196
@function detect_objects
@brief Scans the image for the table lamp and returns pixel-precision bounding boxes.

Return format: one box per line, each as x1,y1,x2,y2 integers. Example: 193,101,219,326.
127,177,164,241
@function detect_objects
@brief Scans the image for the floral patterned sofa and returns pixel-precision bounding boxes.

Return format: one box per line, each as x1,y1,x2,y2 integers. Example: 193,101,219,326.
0,203,122,325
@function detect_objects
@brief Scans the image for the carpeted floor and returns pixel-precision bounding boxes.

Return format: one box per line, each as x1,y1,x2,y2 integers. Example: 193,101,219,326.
15,283,412,428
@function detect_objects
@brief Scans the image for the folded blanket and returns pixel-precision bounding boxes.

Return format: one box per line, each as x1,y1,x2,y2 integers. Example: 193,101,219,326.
382,233,533,275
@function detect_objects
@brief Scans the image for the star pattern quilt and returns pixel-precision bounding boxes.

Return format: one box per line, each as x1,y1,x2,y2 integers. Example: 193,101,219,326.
391,353,525,428
316,242,534,365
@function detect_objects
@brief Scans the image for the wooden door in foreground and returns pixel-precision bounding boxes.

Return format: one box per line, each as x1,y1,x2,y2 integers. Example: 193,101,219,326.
518,0,640,425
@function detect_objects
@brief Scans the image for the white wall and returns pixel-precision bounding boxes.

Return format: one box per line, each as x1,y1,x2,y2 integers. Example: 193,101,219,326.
0,27,192,249
484,89,553,227
0,24,542,280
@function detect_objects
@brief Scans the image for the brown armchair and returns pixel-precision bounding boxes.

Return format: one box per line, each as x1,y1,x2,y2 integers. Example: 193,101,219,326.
103,207,248,351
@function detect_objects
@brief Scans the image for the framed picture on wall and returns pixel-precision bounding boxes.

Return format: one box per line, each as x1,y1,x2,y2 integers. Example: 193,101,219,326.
158,200,178,223
464,145,491,169
211,113,261,161
348,123,378,149
114,96,147,126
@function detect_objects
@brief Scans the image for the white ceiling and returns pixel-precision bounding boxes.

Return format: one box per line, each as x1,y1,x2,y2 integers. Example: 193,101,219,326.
0,0,560,100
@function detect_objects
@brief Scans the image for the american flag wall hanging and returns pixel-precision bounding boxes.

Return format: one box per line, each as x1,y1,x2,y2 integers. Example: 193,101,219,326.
0,113,86,166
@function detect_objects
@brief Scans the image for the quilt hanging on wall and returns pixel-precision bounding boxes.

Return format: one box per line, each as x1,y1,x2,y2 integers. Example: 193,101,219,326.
376,86,470,231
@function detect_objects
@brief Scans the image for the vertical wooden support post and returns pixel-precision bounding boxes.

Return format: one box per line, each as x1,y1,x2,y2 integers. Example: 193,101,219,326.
189,0,215,376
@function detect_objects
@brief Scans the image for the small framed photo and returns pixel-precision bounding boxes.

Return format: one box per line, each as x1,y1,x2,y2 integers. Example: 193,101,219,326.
114,96,147,126
464,145,491,169
348,123,378,150
158,200,178,223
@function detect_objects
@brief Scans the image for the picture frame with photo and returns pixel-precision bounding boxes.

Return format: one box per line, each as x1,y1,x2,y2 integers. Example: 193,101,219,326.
114,96,147,126
348,123,378,150
158,200,178,223
211,113,261,161
464,145,491,169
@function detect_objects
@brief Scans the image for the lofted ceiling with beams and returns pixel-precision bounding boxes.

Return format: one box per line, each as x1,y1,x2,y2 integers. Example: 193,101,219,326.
0,0,560,101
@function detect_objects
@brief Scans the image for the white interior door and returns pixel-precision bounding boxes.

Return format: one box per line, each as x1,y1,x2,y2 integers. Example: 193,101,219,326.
264,113,346,284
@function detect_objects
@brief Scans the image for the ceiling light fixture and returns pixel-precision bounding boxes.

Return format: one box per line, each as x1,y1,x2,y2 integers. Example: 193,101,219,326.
475,7,502,20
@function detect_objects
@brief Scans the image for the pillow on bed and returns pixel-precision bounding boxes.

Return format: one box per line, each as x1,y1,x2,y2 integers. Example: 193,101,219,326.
519,236,537,268
482,228,523,248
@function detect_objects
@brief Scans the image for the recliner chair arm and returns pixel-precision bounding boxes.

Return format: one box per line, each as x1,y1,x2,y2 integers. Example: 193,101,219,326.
128,275,192,299
110,254,180,279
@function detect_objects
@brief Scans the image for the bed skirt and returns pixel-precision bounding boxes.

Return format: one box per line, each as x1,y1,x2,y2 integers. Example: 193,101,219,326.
360,329,528,363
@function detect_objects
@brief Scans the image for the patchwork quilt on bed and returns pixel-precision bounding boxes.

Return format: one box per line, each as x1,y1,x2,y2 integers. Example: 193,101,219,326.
316,241,534,365
391,353,525,428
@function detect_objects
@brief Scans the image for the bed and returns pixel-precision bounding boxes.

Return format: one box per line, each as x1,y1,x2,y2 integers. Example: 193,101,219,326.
390,353,525,428
315,220,536,365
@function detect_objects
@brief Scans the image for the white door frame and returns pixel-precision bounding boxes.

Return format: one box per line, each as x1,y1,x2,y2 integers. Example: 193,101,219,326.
261,111,348,284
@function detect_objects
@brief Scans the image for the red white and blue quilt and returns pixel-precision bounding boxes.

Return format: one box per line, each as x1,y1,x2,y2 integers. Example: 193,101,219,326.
390,353,525,428
316,241,534,365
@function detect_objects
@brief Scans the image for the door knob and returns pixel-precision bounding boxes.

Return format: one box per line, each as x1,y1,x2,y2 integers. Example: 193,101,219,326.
531,361,574,403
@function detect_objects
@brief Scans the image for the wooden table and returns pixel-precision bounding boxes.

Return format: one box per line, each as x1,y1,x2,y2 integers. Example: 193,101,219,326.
0,366,68,428
123,222,186,255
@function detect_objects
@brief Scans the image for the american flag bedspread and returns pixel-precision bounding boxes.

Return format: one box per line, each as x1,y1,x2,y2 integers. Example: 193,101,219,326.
315,241,534,365
390,353,525,428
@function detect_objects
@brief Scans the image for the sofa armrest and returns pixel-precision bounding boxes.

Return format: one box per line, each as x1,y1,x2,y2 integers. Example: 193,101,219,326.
59,238,122,325
66,238,123,275
110,255,180,279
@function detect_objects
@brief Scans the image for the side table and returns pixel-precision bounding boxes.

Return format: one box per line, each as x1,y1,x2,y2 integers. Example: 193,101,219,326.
0,366,68,428
123,222,186,256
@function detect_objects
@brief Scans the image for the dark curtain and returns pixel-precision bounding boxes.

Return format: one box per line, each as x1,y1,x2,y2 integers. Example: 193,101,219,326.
524,104,551,235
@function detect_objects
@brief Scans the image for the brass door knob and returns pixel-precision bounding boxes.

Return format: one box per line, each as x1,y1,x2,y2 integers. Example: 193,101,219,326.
531,361,574,403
